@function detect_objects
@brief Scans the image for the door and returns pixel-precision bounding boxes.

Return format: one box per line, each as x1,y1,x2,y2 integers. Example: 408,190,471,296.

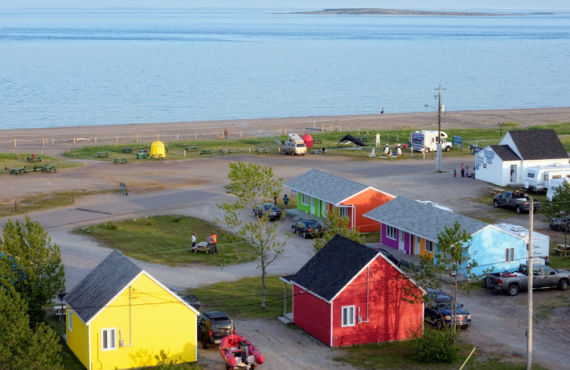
414,236,421,255
322,201,328,218
310,198,315,215
399,231,405,252
510,165,517,183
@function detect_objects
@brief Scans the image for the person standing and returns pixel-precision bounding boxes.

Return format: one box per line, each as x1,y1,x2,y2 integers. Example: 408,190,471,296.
191,232,197,248
461,163,465,177
211,232,217,254
283,194,289,209
453,168,457,178
273,194,278,205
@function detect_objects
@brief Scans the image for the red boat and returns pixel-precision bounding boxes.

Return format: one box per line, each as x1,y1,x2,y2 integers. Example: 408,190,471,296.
219,333,264,369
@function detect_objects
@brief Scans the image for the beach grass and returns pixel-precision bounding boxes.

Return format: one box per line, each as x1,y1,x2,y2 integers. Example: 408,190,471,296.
73,215,257,266
62,123,570,162
0,153,82,175
186,276,290,319
0,190,113,217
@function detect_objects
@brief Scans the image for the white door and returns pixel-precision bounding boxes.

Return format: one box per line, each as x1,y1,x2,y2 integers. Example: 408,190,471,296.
310,198,315,214
322,201,328,218
399,231,405,252
414,236,421,255
510,165,517,183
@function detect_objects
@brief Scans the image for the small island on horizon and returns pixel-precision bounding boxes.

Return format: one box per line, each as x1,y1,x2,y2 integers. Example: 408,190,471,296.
292,8,554,17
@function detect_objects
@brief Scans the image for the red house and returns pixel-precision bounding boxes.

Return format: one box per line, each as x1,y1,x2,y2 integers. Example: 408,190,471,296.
281,235,424,347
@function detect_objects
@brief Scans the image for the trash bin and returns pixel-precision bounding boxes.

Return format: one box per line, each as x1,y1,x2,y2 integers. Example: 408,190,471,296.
136,151,147,159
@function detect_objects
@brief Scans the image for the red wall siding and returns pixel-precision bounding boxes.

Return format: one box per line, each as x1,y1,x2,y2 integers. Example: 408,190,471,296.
331,256,423,347
341,189,394,233
292,285,331,346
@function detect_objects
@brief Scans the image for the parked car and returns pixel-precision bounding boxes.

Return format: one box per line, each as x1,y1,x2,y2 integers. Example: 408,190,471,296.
198,311,234,349
179,294,200,310
485,264,570,296
253,203,282,221
493,190,540,214
424,288,471,329
378,248,403,268
291,218,324,238
549,214,570,231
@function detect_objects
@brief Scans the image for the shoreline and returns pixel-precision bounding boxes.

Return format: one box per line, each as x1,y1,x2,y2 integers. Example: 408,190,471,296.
1,107,570,154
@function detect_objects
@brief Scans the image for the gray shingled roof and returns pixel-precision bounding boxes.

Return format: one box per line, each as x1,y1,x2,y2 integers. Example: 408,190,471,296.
284,169,369,205
64,250,142,323
283,235,380,301
490,145,520,161
364,197,488,242
508,130,568,160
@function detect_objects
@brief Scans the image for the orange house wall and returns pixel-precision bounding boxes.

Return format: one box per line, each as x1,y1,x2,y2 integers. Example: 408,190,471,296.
341,189,394,233
331,256,423,347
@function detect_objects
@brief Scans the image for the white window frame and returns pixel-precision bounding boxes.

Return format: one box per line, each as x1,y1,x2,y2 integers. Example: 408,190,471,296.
68,310,72,331
339,206,349,218
386,226,396,240
341,306,355,327
425,240,434,253
301,194,309,206
101,328,117,351
505,247,515,262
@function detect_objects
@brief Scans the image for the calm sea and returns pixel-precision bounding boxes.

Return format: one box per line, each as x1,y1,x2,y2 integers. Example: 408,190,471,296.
1,8,570,129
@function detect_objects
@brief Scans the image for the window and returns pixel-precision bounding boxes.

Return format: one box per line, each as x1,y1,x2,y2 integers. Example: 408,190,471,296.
101,328,117,351
527,172,535,179
505,248,515,262
386,226,396,240
68,310,72,331
425,240,434,253
301,194,309,206
339,207,349,217
341,306,355,327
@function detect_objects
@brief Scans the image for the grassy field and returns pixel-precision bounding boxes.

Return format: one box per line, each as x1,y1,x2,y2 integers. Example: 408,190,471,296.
0,152,82,175
188,276,290,319
74,215,257,266
62,123,570,161
0,190,114,217
336,328,546,369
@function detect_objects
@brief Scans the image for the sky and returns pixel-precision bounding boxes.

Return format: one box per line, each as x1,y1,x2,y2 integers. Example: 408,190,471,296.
1,0,570,11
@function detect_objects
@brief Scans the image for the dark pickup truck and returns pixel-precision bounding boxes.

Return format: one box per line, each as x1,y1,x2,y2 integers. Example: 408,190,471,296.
493,191,540,214
198,311,234,349
485,264,570,296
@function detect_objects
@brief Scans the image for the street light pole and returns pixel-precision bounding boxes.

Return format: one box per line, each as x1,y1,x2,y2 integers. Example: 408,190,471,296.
435,84,444,172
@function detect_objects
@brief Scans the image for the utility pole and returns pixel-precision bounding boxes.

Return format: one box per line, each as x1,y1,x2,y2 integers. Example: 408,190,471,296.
435,84,445,172
527,197,534,370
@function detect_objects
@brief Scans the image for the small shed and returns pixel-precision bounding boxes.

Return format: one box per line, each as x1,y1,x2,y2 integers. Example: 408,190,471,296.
280,235,424,347
302,134,314,149
150,140,166,158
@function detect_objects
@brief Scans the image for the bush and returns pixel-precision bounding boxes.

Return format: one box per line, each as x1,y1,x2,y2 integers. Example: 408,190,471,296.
103,221,117,230
414,329,459,363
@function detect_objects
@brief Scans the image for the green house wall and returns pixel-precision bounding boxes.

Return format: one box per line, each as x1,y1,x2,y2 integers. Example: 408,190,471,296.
297,192,322,218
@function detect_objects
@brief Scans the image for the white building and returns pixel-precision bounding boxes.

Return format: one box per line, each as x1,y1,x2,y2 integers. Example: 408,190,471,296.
475,130,569,186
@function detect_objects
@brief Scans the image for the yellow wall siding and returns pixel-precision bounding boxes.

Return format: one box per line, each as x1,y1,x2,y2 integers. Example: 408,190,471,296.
89,273,197,370
66,306,90,369
419,238,434,258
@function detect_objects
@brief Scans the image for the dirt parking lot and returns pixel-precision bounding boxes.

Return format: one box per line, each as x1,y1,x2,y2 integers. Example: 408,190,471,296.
2,153,568,369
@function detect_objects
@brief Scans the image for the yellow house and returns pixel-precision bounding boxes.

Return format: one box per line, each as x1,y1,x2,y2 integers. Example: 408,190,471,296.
64,250,198,370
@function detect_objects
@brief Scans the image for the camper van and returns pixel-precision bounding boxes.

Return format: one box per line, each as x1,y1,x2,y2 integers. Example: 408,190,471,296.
522,164,570,192
495,223,550,264
410,130,452,153
282,133,307,156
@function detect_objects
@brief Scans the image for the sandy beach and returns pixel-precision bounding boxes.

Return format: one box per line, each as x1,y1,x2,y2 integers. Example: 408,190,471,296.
1,107,569,155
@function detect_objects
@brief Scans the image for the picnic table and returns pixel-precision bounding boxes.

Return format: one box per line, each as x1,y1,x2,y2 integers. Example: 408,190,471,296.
10,167,27,175
218,148,233,155
121,147,133,153
254,147,268,154
94,151,110,158
314,138,322,144
200,149,212,155
192,242,214,254
26,156,42,162
554,244,570,256
184,145,199,152
41,164,56,173
113,158,128,165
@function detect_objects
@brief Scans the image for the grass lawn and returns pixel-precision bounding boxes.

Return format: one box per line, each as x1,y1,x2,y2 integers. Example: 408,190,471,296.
0,190,114,217
335,328,547,369
74,215,257,266
188,276,290,319
0,152,82,175
44,311,85,370
63,123,570,162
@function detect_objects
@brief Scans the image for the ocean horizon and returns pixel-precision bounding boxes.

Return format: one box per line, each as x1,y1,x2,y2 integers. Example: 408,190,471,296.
1,8,570,129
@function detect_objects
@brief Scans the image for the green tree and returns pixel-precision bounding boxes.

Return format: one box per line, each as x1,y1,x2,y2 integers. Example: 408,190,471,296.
0,217,65,324
313,207,364,252
219,162,284,309
542,182,570,220
0,285,63,369
413,221,479,337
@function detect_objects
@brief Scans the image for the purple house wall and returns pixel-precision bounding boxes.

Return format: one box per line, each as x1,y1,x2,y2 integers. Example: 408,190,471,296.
404,232,411,254
381,224,398,249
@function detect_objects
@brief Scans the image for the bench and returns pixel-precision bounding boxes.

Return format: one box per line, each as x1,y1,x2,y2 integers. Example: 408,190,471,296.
218,148,233,155
184,145,199,152
41,164,56,173
9,168,27,175
113,158,128,165
121,147,133,153
26,156,42,162
200,149,212,155
94,151,110,158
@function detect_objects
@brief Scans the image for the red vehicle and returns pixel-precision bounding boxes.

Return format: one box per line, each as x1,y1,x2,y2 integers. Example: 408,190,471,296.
219,333,264,369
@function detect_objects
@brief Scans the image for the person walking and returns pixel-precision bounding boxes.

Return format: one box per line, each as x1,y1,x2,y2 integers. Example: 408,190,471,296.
465,165,470,178
283,194,289,209
273,194,278,206
453,168,457,178
461,163,465,177
191,232,197,248
211,232,217,254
